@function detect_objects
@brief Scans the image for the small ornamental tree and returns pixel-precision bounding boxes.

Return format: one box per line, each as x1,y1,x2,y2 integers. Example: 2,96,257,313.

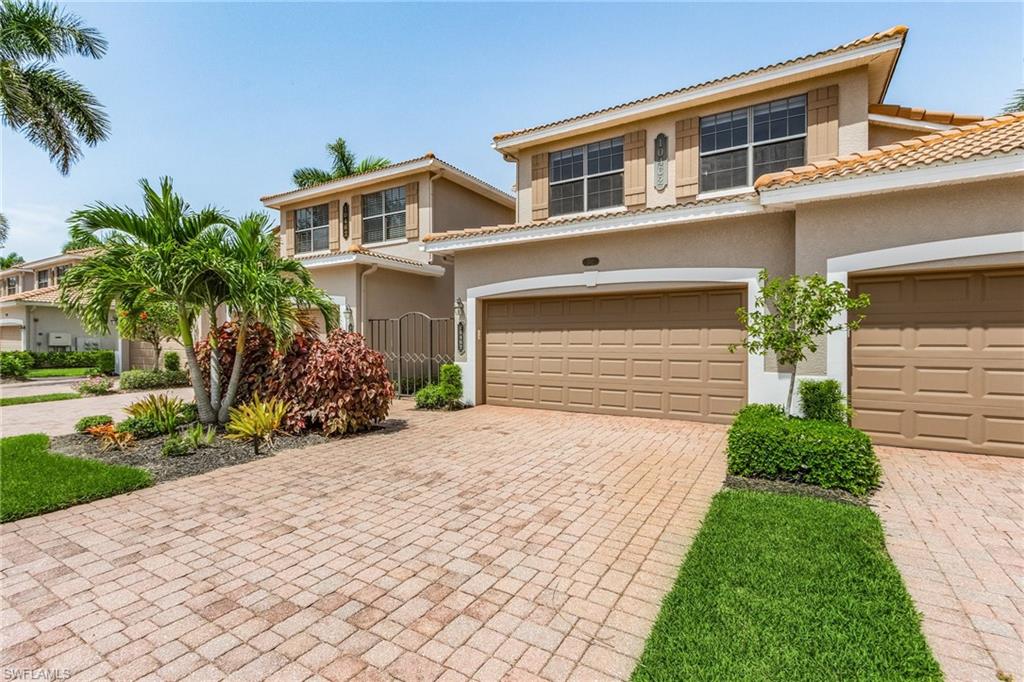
116,294,178,370
731,269,870,415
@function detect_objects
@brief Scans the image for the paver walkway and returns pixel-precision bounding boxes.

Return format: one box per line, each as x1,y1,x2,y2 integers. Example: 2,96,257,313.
0,401,726,681
872,446,1024,682
1,387,193,437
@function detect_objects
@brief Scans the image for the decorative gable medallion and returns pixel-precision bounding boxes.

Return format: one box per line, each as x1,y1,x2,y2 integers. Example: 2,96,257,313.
654,133,669,192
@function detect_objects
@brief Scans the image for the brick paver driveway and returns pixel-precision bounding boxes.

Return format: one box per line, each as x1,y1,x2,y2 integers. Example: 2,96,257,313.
1,387,194,437
872,446,1024,682
1,401,726,681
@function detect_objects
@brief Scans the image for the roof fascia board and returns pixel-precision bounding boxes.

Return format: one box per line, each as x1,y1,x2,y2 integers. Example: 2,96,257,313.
302,252,445,277
868,113,955,132
759,154,1024,206
262,158,435,208
422,200,763,253
493,38,903,152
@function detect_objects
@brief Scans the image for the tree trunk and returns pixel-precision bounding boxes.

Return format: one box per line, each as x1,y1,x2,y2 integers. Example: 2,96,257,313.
785,369,797,416
178,306,216,424
152,341,162,371
218,315,248,423
207,306,221,414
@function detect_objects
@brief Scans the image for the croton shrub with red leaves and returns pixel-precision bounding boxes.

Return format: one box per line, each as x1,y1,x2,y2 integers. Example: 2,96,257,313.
197,323,393,435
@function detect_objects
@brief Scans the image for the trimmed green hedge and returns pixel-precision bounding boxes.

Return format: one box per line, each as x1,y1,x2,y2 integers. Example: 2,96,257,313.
2,350,116,373
727,404,881,496
799,379,850,424
415,364,463,410
119,369,189,391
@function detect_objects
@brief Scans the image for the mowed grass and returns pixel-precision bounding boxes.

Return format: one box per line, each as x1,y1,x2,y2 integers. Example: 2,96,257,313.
632,489,940,682
26,367,94,378
0,434,152,522
0,392,80,406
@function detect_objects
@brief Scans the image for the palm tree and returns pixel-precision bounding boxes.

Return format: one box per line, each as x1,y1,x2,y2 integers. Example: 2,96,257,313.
0,252,24,269
58,177,230,423
1003,88,1024,114
292,137,390,188
214,212,336,422
0,0,110,174
0,213,8,247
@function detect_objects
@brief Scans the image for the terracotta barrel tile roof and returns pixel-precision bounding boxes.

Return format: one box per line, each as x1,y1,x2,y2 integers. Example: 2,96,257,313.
0,286,61,304
492,26,908,144
869,103,984,126
423,193,758,243
292,246,428,268
755,112,1024,190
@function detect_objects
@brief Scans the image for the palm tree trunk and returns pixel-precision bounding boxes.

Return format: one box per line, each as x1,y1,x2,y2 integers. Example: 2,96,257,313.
207,305,222,414
218,315,248,423
178,306,216,424
152,341,162,371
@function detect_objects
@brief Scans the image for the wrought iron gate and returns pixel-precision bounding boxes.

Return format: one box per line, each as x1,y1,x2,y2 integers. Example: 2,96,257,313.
367,312,453,395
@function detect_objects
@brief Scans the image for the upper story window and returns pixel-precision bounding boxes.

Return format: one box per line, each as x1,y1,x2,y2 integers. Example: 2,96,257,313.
54,264,69,282
36,270,49,288
362,187,405,244
294,204,329,254
5,277,17,296
549,137,624,217
699,95,806,192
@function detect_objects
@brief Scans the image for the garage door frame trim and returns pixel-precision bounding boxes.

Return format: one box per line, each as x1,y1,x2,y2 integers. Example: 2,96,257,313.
826,230,1024,393
460,267,790,406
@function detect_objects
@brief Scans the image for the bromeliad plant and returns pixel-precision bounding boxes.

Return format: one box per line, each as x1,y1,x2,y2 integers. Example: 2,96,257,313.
124,394,186,434
85,423,134,452
224,394,287,456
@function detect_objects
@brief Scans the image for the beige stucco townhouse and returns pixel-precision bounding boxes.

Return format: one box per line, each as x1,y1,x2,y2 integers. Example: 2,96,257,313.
421,26,1024,457
261,154,514,388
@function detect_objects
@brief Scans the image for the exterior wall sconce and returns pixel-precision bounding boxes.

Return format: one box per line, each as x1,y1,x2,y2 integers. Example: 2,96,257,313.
454,297,466,360
342,202,350,240
342,305,354,332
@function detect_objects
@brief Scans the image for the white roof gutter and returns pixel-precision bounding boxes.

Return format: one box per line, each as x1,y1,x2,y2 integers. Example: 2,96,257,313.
301,251,445,277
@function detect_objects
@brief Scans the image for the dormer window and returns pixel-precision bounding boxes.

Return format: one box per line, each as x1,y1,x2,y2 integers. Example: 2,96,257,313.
5,277,17,296
362,187,406,244
699,95,806,192
294,204,329,254
549,137,624,217
36,270,49,288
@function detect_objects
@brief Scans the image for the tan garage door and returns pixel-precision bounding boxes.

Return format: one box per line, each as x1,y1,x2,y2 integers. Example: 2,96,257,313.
0,325,22,351
851,267,1024,457
483,288,747,423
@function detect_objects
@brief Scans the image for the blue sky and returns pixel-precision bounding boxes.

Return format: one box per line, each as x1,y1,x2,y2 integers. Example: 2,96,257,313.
2,2,1021,261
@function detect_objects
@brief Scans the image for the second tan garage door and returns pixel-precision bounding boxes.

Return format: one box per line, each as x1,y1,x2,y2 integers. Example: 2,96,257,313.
851,267,1024,457
483,288,747,423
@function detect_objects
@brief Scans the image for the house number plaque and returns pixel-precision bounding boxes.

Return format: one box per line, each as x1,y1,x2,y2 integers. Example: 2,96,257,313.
654,133,668,192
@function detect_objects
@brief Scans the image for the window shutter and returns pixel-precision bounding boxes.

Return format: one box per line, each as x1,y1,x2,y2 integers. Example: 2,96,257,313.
351,194,362,246
531,152,549,221
283,210,295,257
405,181,419,240
328,200,340,252
675,117,699,200
624,130,647,208
807,85,839,162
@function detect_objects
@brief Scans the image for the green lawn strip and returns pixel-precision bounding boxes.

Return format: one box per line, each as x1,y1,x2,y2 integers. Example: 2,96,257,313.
25,367,94,378
632,489,940,682
0,434,152,522
0,392,81,407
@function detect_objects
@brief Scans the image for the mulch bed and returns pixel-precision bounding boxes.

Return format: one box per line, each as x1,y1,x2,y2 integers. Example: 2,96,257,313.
50,430,329,484
724,474,869,506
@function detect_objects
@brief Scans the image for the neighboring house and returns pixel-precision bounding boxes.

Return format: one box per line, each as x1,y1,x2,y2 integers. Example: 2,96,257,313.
422,26,1024,458
0,249,183,371
260,153,514,388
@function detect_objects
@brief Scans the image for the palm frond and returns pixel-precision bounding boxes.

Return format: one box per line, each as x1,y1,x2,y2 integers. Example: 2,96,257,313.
291,166,333,189
326,137,356,177
0,0,107,62
354,156,391,174
1002,88,1024,115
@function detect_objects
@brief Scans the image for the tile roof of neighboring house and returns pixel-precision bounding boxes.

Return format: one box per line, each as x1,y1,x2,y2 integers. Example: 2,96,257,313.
293,245,429,268
259,153,513,204
422,193,758,243
0,286,60,304
869,103,984,126
755,112,1024,190
492,26,908,144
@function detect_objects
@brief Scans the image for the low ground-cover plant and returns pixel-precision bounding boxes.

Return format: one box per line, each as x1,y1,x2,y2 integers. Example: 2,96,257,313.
0,434,152,522
727,404,880,496
119,369,190,391
75,375,115,395
161,435,192,458
183,423,216,449
0,353,30,380
75,415,113,433
115,416,161,440
799,379,850,424
225,394,286,455
415,364,463,410
631,489,940,681
85,424,135,452
125,394,187,434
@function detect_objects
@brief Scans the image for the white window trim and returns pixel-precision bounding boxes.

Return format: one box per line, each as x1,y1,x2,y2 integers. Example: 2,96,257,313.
549,136,625,217
362,187,407,244
360,237,409,248
294,204,330,255
825,230,1024,393
699,97,807,192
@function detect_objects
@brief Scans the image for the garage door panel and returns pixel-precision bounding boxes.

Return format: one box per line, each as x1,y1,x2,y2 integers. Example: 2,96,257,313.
484,288,747,424
851,267,1023,457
